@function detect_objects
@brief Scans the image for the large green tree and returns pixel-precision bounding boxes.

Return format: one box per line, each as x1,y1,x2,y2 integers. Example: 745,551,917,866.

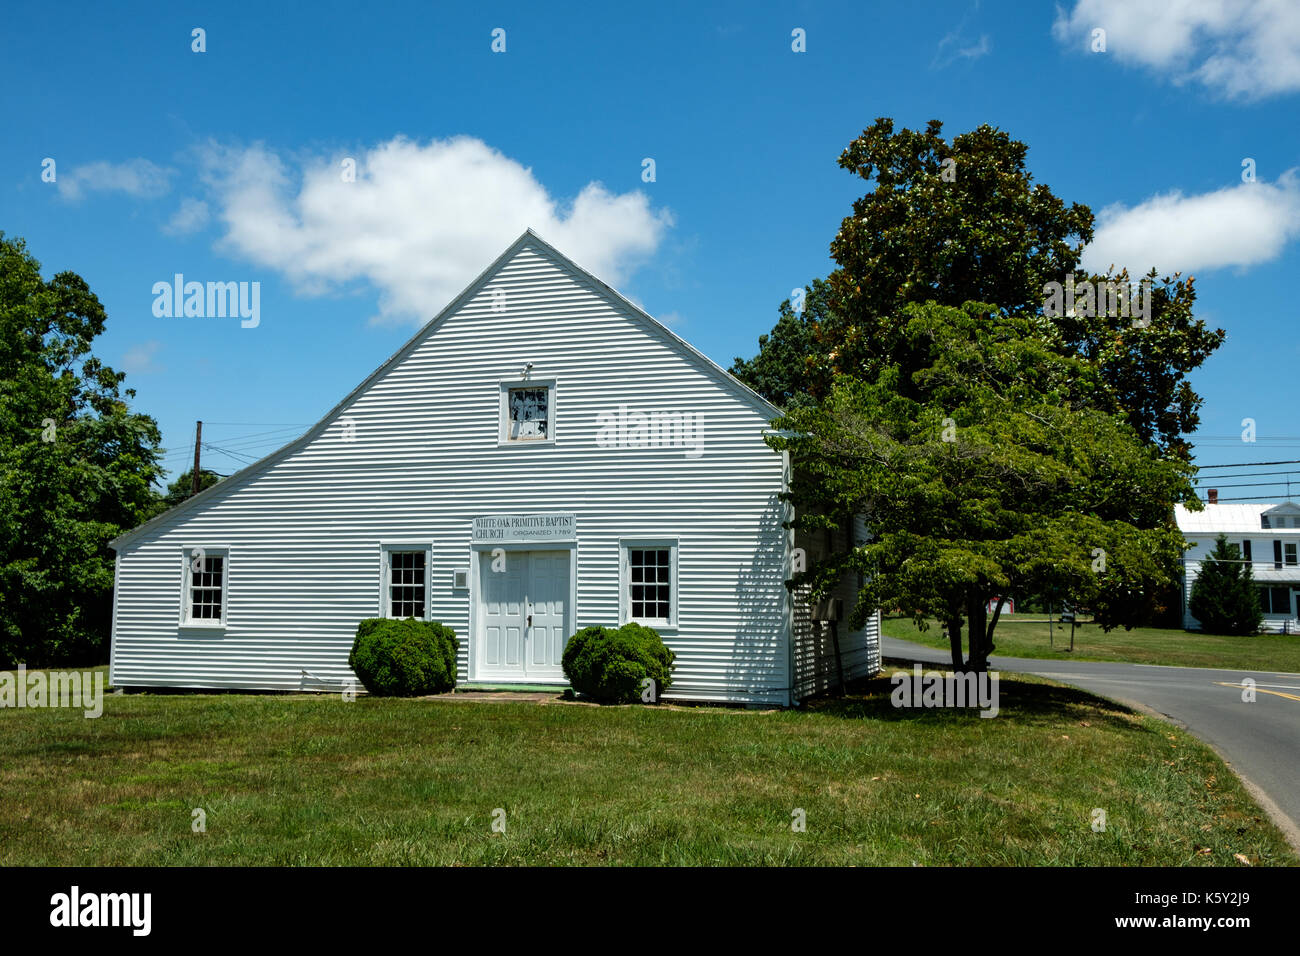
740,119,1224,458
742,119,1223,668
770,301,1193,670
0,233,163,666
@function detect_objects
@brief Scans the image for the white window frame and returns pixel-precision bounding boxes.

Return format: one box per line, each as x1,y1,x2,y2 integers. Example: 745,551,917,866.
379,543,433,619
619,538,679,630
179,545,229,628
1286,542,1298,567
499,378,557,446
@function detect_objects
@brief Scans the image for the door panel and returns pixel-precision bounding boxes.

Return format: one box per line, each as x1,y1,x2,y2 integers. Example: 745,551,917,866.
528,551,568,678
477,550,570,681
480,552,526,676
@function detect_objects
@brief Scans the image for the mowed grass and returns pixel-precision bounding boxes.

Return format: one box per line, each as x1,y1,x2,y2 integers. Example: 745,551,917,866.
883,616,1300,672
1,667,1294,866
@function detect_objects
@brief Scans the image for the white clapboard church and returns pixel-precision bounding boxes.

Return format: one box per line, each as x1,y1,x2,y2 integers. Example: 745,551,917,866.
109,231,880,705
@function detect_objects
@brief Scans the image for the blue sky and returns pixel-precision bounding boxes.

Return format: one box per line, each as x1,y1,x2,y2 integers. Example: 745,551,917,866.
3,0,1298,496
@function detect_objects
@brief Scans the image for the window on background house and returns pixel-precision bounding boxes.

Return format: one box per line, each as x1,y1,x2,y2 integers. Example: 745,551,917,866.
1243,540,1252,564
1259,586,1293,615
182,548,227,625
385,549,428,618
1275,540,1284,570
1286,543,1298,567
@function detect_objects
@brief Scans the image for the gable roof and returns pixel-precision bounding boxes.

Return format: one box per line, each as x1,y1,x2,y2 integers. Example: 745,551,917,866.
111,229,782,550
1175,501,1300,534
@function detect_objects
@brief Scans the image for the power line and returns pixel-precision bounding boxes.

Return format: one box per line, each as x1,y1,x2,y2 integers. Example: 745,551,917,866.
1211,497,1299,503
1197,460,1300,469
1198,480,1298,490
1193,469,1300,480
201,442,258,465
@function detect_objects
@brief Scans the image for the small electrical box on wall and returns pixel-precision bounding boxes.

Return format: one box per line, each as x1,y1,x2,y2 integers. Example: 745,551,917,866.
811,597,843,622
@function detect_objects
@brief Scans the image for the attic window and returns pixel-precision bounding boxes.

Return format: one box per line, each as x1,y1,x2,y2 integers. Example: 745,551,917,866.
509,388,548,439
499,379,556,445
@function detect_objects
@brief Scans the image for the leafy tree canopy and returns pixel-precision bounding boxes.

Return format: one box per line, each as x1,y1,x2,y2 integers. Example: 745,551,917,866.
162,468,223,507
739,118,1225,458
769,300,1194,669
0,232,163,666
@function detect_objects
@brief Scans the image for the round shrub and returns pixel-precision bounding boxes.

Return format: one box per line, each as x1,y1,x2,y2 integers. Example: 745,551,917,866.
348,617,458,696
562,622,675,704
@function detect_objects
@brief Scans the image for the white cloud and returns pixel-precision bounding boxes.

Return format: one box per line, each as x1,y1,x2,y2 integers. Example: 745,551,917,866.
933,31,991,68
197,136,674,326
1053,0,1300,99
932,0,991,69
163,197,210,235
56,159,173,201
1081,169,1300,275
119,340,164,375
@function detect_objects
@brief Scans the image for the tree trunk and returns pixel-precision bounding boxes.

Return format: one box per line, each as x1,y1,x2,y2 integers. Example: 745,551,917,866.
946,617,964,671
986,596,1006,660
966,595,989,672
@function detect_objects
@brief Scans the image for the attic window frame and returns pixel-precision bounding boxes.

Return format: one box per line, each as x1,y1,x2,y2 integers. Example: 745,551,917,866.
499,378,557,447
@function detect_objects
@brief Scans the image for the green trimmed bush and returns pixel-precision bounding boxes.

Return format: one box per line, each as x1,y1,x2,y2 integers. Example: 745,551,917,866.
562,623,675,704
348,618,458,696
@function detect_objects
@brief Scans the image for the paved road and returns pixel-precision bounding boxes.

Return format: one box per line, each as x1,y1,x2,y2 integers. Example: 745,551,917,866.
882,636,1300,844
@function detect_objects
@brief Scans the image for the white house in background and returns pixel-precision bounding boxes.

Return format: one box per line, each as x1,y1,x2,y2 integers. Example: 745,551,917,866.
1175,496,1300,633
109,230,880,705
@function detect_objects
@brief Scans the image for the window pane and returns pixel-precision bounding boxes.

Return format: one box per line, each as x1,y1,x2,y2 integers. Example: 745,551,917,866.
189,554,224,621
508,387,548,439
627,547,671,621
389,551,426,618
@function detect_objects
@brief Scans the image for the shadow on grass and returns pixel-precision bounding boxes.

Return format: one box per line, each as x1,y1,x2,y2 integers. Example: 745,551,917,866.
801,656,1142,733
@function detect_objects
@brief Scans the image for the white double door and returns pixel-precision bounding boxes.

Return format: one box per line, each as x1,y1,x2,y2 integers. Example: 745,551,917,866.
477,550,570,682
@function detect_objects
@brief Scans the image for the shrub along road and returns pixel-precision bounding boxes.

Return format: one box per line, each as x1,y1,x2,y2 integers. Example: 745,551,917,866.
882,635,1300,851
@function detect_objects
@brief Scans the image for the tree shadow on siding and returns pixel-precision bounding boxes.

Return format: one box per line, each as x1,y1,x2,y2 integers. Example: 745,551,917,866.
727,493,790,701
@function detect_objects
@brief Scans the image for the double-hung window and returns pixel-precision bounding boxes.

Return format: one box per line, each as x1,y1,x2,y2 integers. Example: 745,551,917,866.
382,545,431,619
1259,586,1293,615
182,547,228,626
620,539,678,628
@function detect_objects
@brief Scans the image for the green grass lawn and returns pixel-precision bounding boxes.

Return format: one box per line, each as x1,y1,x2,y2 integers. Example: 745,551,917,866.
1,666,1294,866
882,616,1300,672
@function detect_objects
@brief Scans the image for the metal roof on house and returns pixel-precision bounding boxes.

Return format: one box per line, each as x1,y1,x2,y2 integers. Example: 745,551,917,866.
1175,501,1300,534
1251,568,1300,584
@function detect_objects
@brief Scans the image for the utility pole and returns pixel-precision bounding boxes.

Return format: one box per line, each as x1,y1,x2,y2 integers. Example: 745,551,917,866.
191,421,203,495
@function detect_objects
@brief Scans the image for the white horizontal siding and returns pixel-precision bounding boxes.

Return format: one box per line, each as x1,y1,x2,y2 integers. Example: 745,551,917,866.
790,516,881,701
112,237,793,704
